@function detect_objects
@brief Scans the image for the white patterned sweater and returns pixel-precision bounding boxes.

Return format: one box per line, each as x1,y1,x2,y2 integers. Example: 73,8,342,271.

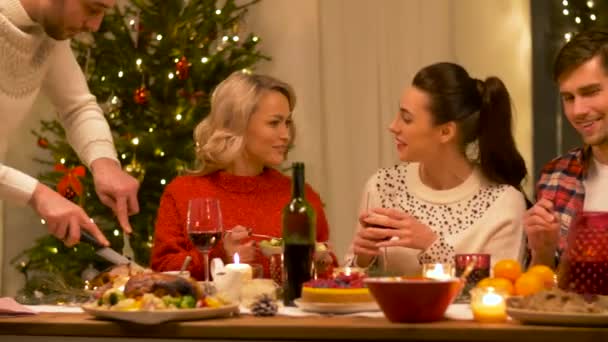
0,0,117,205
348,162,526,276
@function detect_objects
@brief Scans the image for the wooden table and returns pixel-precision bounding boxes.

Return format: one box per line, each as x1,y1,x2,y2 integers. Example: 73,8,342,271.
1,313,608,342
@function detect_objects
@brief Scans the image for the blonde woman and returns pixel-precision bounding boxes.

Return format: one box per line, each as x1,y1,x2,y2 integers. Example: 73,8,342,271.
150,72,329,280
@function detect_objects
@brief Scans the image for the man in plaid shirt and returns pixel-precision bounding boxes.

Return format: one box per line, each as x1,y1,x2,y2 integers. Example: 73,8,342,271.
524,29,608,268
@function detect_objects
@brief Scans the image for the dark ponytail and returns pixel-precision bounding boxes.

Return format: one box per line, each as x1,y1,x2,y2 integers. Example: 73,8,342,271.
412,62,528,193
477,77,528,190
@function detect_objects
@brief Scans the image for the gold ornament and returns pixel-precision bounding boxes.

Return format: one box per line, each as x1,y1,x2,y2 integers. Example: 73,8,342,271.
124,157,146,182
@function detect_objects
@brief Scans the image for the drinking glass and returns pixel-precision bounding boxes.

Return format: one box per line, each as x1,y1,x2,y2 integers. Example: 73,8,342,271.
187,198,223,282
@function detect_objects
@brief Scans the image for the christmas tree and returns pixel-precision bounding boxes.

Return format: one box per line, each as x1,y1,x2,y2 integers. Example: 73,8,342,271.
12,0,267,304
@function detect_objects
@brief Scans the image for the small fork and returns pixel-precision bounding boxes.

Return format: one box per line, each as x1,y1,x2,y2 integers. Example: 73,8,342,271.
122,232,135,261
225,226,278,240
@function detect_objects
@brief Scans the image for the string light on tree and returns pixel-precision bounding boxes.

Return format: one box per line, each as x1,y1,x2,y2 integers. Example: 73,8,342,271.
587,1,594,8
215,9,222,15
154,148,164,157
201,57,209,63
590,14,596,20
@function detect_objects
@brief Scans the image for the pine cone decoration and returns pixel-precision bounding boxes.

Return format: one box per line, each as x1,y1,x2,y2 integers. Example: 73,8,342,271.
249,294,278,317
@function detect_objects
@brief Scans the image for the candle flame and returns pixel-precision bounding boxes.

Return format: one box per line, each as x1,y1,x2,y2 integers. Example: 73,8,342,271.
481,290,504,306
234,252,240,265
425,263,451,280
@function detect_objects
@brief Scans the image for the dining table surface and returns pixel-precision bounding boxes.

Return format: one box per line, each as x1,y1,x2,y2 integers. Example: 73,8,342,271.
2,310,608,342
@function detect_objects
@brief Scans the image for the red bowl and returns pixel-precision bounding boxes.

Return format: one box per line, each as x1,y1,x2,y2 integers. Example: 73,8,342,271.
365,277,462,323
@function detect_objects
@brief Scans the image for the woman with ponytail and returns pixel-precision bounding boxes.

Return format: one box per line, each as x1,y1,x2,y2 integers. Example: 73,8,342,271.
349,62,528,275
151,72,329,280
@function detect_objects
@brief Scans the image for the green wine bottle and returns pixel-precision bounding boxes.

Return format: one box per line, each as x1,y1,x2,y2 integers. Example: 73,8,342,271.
282,162,316,306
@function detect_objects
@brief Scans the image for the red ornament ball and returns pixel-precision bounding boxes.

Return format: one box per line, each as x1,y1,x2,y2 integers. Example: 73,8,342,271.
37,137,49,148
175,56,191,80
133,86,149,105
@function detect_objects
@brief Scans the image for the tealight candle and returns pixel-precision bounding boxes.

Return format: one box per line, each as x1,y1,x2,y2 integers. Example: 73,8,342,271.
470,287,507,323
225,253,253,283
422,263,454,280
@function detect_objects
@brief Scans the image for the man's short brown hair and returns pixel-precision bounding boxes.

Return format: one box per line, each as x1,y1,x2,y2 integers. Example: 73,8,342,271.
553,29,608,81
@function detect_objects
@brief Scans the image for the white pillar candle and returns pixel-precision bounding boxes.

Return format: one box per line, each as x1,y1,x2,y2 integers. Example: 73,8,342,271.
225,253,253,283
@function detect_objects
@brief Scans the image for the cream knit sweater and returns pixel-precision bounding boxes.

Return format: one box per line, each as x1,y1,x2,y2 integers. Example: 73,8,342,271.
348,162,526,276
0,0,117,205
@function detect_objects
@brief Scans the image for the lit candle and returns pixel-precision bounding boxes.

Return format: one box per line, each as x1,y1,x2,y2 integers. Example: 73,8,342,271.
423,263,453,280
470,287,507,323
225,253,253,283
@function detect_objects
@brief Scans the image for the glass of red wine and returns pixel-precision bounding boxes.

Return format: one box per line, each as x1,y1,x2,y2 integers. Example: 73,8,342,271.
187,197,223,282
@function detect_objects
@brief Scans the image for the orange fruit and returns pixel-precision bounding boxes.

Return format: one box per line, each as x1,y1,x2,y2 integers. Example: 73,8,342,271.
493,259,522,282
526,265,556,289
514,272,545,296
476,277,514,295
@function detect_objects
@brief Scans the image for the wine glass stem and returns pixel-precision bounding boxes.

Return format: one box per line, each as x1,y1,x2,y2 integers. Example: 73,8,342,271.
383,247,389,274
203,251,210,282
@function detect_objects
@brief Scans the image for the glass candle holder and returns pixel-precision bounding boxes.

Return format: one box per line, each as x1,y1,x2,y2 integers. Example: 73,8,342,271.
470,287,507,323
332,266,367,278
422,263,454,280
269,253,284,286
313,243,337,279
558,211,608,295
454,254,491,302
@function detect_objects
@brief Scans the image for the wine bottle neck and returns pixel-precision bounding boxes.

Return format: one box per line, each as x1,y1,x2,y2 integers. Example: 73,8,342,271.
292,164,305,198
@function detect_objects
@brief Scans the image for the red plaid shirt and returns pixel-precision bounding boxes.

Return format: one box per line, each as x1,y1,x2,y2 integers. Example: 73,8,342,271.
535,146,591,252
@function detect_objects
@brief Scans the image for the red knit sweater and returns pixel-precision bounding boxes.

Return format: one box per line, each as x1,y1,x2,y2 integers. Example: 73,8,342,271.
150,168,330,280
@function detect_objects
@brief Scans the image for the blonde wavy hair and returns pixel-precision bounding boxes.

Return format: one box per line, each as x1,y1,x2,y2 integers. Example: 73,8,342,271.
190,72,296,175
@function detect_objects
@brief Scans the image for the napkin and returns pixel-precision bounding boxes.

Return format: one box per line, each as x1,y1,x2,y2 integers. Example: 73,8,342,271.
24,305,84,313
444,303,474,320
0,297,36,315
